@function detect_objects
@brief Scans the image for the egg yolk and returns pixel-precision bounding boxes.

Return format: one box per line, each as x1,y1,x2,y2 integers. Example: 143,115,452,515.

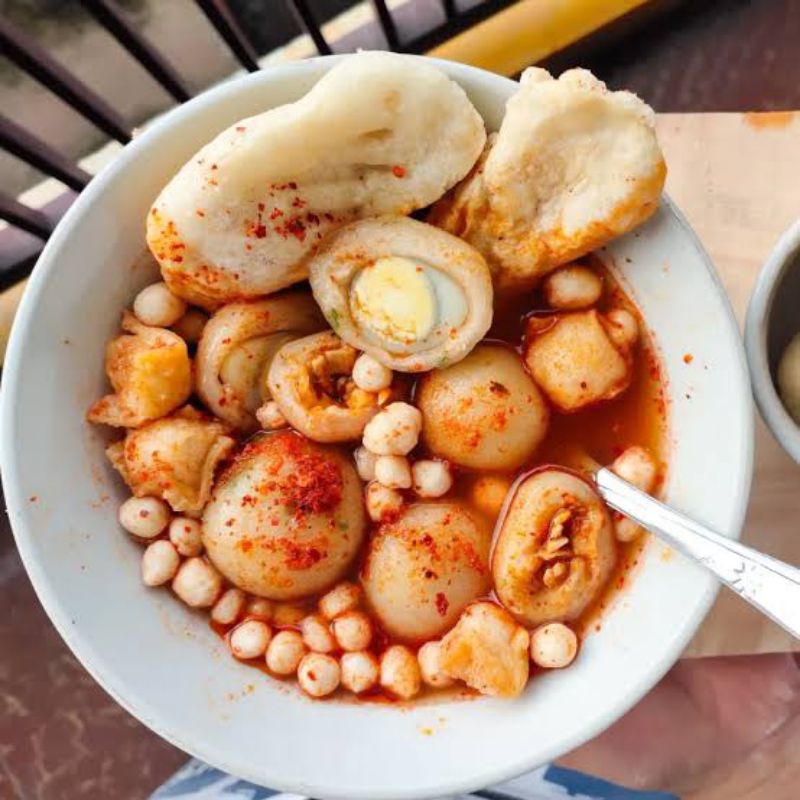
351,256,437,345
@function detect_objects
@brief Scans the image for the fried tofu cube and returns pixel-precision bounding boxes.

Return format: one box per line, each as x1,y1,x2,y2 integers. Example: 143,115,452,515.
439,602,529,698
524,310,633,412
87,311,191,428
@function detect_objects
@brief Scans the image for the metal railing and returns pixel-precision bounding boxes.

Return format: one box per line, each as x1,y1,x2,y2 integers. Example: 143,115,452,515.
0,0,518,291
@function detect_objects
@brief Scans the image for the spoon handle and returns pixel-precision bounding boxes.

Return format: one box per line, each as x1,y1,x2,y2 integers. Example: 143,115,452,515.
595,467,800,640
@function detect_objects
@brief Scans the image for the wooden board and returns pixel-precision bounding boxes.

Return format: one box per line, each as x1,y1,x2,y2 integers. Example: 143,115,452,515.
2,111,799,656
656,111,800,656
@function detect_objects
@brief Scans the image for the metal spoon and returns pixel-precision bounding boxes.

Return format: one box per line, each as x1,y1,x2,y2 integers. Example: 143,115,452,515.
595,467,800,640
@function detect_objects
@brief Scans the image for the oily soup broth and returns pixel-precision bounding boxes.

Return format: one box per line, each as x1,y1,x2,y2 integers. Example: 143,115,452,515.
450,256,667,635
210,255,667,696
87,53,673,707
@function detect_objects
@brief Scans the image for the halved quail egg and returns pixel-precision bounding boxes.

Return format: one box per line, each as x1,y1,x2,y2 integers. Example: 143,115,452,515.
309,216,492,372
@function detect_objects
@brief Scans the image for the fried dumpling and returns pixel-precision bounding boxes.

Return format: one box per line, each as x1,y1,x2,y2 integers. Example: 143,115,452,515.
492,468,616,627
107,407,235,514
87,311,191,429
267,331,386,443
429,68,666,290
194,292,325,432
147,52,486,309
308,216,493,372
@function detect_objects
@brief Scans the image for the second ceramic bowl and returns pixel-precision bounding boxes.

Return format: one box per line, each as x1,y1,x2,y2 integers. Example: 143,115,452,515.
746,218,800,463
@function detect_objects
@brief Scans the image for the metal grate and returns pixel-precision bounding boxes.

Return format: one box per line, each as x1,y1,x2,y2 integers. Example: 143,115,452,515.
194,0,261,72
288,0,334,56
79,0,193,103
0,0,526,290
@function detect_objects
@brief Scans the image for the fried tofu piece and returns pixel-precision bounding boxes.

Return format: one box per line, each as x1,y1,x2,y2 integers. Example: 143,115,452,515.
524,310,636,412
87,311,191,428
430,68,665,290
440,602,529,698
107,407,234,514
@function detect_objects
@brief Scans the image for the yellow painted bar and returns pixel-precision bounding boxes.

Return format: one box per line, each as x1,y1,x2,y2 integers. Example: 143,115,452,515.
429,0,651,77
0,279,26,365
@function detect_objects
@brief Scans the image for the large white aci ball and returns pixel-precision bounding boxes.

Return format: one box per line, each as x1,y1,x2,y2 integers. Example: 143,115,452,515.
203,431,365,599
416,343,549,470
361,502,491,642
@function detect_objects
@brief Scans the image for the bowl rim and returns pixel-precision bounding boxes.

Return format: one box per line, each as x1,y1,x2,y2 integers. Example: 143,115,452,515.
0,55,754,798
745,217,800,463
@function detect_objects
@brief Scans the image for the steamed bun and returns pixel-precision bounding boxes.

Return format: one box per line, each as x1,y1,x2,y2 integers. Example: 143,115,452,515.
429,67,665,290
147,52,486,308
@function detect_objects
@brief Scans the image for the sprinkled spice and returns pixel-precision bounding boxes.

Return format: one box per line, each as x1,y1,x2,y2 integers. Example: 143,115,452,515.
276,216,307,242
285,455,343,515
281,541,324,570
392,165,406,178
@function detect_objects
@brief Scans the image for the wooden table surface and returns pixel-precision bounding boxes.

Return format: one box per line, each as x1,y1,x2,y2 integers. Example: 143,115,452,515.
654,111,800,658
2,2,800,798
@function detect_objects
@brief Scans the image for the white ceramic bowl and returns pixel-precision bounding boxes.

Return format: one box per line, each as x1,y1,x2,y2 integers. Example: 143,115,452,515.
745,218,800,463
1,57,753,799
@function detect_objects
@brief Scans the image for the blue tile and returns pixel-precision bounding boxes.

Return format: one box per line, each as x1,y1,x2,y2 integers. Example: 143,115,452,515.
544,765,678,800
